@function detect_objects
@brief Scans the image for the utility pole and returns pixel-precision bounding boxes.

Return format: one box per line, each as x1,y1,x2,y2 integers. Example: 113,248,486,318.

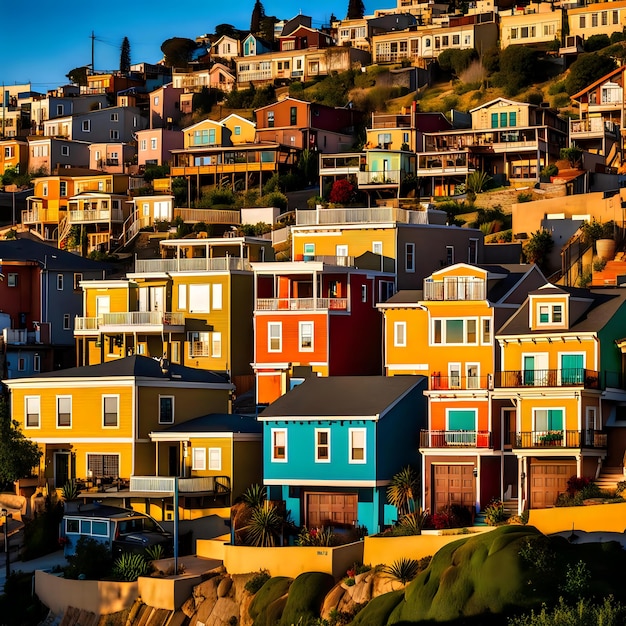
91,31,96,75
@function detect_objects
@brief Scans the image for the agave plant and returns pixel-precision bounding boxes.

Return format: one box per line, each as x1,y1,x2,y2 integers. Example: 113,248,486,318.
242,502,283,547
112,552,151,581
242,483,267,509
383,558,420,584
145,543,164,562
61,480,79,502
399,509,429,535
387,466,420,518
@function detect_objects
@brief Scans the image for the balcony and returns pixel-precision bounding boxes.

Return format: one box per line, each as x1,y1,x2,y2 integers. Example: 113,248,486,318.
129,475,230,495
495,369,600,389
424,278,486,301
134,257,252,273
74,317,100,334
357,169,403,186
429,374,491,391
22,208,58,224
514,430,607,449
420,430,492,448
100,311,185,332
68,208,124,223
256,297,348,311
1,327,46,345
570,118,619,138
295,206,436,226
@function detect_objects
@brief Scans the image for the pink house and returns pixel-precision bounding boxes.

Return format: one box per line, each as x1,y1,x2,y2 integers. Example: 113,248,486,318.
135,128,184,166
209,63,236,93
149,83,185,130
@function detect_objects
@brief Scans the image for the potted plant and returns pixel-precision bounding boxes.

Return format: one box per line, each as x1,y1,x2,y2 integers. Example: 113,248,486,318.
581,219,615,259
539,432,563,446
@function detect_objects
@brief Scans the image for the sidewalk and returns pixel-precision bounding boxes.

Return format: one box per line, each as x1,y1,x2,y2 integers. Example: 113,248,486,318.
0,548,67,592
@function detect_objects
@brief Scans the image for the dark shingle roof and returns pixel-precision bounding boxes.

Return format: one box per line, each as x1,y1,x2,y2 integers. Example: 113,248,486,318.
22,355,231,384
259,376,425,419
156,413,261,435
0,239,112,271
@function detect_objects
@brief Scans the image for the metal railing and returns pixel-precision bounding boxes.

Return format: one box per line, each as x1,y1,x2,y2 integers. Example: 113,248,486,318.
295,206,434,226
134,257,252,273
189,342,211,357
101,311,184,326
420,430,492,448
514,430,607,448
69,208,124,223
429,374,491,390
256,297,348,311
130,475,230,493
495,369,600,388
424,278,486,301
357,169,403,185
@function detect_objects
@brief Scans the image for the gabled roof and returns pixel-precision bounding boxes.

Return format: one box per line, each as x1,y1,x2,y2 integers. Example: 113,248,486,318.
7,355,232,385
182,118,224,133
254,96,311,113
497,288,626,336
469,97,531,113
150,413,261,437
258,376,425,419
571,65,625,100
220,113,255,126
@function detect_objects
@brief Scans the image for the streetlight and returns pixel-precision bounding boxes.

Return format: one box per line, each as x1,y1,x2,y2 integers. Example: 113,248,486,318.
1,508,11,579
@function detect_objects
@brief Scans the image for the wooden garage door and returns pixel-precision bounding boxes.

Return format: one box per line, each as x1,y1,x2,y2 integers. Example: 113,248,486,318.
530,462,575,508
433,465,475,510
306,492,358,528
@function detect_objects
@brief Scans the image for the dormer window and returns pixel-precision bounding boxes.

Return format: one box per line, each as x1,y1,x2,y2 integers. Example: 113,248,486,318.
539,304,562,324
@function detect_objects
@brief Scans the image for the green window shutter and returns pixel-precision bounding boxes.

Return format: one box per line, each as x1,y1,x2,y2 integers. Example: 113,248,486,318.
500,112,507,127
548,410,563,430
448,410,476,430
491,113,498,128
509,111,516,126
561,354,583,384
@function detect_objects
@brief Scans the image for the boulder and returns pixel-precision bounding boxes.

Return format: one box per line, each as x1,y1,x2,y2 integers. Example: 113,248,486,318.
217,576,233,598
321,582,346,619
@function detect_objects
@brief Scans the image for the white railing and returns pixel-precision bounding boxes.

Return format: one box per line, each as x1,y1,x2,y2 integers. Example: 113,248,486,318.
357,169,402,185
2,328,30,344
101,311,185,326
74,317,100,331
173,208,241,224
570,119,619,135
69,208,124,223
130,476,175,492
424,279,487,301
256,297,348,311
130,475,229,493
134,257,252,273
295,206,432,226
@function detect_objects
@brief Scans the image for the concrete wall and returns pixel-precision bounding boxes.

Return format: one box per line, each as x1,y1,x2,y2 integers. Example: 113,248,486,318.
528,501,626,535
196,540,364,579
138,574,202,610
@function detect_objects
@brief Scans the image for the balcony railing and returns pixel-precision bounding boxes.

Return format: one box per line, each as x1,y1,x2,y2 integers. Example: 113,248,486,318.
420,430,492,448
514,430,607,449
74,317,100,331
189,342,210,357
424,278,486,301
68,208,124,223
357,169,403,185
570,119,619,136
101,311,185,327
430,374,491,390
129,475,230,494
256,297,348,311
495,369,600,389
295,206,433,226
134,257,252,273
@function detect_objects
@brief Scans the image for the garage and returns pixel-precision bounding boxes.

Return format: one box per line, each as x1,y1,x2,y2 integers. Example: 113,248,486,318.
306,492,358,528
432,464,475,511
530,461,575,508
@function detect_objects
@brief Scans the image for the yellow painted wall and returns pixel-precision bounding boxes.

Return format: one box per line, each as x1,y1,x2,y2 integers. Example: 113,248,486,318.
528,501,626,534
187,436,233,479
138,575,203,611
184,119,223,149
501,341,596,374
292,228,397,262
517,396,581,431
471,101,531,131
222,117,256,144
84,284,131,316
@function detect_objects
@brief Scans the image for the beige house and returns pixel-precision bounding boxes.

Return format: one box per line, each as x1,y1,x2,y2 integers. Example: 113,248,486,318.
567,0,626,39
499,4,564,49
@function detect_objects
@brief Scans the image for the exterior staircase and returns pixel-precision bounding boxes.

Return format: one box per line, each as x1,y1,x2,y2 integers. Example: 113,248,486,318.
474,498,519,527
596,467,624,494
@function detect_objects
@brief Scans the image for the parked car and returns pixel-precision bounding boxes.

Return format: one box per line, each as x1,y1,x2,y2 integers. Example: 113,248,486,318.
61,503,173,558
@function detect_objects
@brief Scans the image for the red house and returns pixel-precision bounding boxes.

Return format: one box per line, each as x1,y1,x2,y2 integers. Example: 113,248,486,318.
252,260,393,405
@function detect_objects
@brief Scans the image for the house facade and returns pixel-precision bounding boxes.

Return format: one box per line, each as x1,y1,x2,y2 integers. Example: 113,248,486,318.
259,375,427,534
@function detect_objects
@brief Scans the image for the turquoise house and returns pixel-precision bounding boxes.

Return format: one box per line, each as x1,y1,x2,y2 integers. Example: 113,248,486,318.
258,375,427,535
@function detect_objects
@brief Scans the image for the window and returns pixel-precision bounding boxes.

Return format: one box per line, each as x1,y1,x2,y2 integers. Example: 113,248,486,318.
208,448,221,470
178,284,187,310
303,243,315,259
140,139,147,151
579,16,585,28
267,111,274,127
42,183,48,196
511,28,518,39
521,27,529,38
60,181,67,197
171,341,181,364
592,13,598,27
234,125,241,135
315,429,330,462
361,284,368,303
373,241,383,255
110,113,119,122
534,408,563,432
103,395,119,427
56,104,64,115
446,246,454,265
57,274,64,290
25,396,40,428
509,112,516,127
453,34,460,44
212,283,222,310
290,106,297,125
613,10,619,24
272,429,287,461
33,354,40,372
57,396,72,428
73,273,83,290
211,332,222,358
394,321,407,347
63,314,71,330
159,396,174,424
299,321,313,351
405,243,415,272
336,244,348,257
268,322,282,351
432,318,478,345
61,145,69,156
82,120,90,132
18,357,25,372
468,239,478,264
192,448,206,470
188,284,210,313
349,428,366,463
189,331,209,357
87,454,119,478
447,409,477,444
377,132,392,146
110,130,119,140
500,112,507,127
154,96,160,106
537,303,563,325
7,273,17,287
602,11,608,25
481,318,491,344
151,138,157,150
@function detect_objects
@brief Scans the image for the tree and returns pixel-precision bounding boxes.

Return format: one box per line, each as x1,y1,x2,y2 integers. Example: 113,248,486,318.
66,66,89,86
560,144,583,168
250,0,265,34
259,15,278,42
119,36,131,73
387,466,420,518
0,399,42,489
438,48,478,77
298,148,318,186
583,34,610,52
524,229,554,269
215,23,237,38
346,0,365,19
160,37,197,68
566,53,616,95
497,46,537,96
329,178,355,204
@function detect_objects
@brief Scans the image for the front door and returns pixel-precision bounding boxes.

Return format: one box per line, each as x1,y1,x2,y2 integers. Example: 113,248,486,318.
585,406,598,446
168,445,179,477
54,452,70,488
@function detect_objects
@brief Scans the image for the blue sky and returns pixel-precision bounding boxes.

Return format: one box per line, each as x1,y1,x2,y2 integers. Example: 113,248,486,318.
1,1,391,93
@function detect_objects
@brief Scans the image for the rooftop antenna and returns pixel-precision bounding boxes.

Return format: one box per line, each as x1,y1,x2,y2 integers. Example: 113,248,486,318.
91,31,95,74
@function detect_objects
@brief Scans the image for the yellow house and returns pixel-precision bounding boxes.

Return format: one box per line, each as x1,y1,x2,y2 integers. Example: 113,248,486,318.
0,139,28,175
221,113,256,145
183,119,224,149
567,0,626,39
4,356,233,493
499,4,564,49
378,263,547,514
494,284,626,510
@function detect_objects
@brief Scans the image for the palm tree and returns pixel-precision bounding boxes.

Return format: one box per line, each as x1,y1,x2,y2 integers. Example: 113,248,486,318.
387,466,420,518
241,502,283,547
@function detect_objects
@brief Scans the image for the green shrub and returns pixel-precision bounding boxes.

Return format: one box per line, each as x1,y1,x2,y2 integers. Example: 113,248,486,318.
518,536,555,574
244,569,271,594
484,499,507,526
279,572,335,626
260,191,288,210
561,560,591,599
248,576,292,623
584,34,610,52
509,596,626,626
553,93,571,108
526,91,543,106
64,537,113,580
548,81,567,95
21,502,63,561
383,558,420,584
593,256,607,272
517,192,533,203
540,163,559,180
112,552,151,581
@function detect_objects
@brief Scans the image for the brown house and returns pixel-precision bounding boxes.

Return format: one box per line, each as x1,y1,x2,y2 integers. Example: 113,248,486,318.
278,25,334,51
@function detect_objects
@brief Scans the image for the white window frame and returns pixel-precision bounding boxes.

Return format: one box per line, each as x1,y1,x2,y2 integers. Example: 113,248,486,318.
394,321,407,347
159,395,175,424
212,283,222,310
268,322,282,352
208,447,222,470
405,243,415,273
188,283,210,313
171,341,181,364
18,357,25,372
102,394,119,428
178,284,187,310
82,120,91,132
61,145,70,156
315,428,331,463
271,428,287,462
361,284,368,303
349,428,367,464
56,395,72,428
211,331,222,358
63,314,71,330
481,317,491,345
151,138,157,150
33,354,40,372
298,321,314,351
303,243,315,259
25,396,40,429
192,447,206,470
431,318,479,346
336,244,348,257
373,241,383,255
